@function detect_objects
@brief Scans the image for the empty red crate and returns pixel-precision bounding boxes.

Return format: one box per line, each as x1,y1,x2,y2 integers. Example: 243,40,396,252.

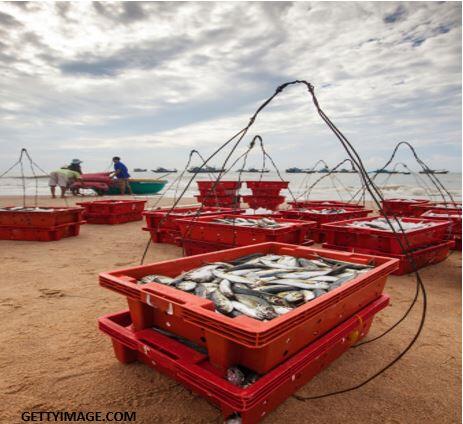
176,214,315,246
77,199,146,215
322,240,454,275
195,195,241,207
246,181,289,196
322,216,452,254
197,181,242,191
143,207,245,246
85,211,143,225
411,201,462,217
288,200,366,210
381,198,429,217
242,195,285,210
0,221,85,241
99,295,389,424
280,207,372,243
420,209,462,236
99,242,398,373
0,206,84,227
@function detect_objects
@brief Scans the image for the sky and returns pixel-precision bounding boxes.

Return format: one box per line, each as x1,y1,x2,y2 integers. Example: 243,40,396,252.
0,1,461,173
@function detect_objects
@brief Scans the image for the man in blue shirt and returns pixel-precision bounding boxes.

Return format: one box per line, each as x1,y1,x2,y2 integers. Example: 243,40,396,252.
111,156,133,195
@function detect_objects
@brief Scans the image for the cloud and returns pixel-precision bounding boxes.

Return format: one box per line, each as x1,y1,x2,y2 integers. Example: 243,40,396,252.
0,1,460,173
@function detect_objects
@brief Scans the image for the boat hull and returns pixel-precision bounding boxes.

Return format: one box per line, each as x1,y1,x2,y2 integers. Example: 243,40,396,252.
107,180,167,195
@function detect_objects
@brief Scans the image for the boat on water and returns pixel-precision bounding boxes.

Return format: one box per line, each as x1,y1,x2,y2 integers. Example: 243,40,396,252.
318,166,330,173
151,167,177,173
333,168,358,174
373,169,400,174
133,168,147,172
237,167,270,173
419,169,449,174
286,167,315,174
188,166,225,173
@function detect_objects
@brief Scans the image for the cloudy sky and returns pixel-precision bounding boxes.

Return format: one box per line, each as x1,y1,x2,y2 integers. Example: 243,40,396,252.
0,1,461,173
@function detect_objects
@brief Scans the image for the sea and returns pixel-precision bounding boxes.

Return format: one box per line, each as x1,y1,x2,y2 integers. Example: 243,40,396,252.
0,171,461,203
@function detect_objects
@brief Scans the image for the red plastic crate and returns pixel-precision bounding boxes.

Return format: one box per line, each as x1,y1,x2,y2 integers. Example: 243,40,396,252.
322,240,454,275
246,181,289,197
197,181,242,191
242,195,285,211
99,295,389,424
381,198,429,217
77,199,146,215
85,211,143,225
0,206,84,228
0,221,86,241
288,200,366,210
420,209,462,236
99,242,398,373
143,207,245,246
322,216,452,254
195,195,241,207
177,214,315,246
410,202,462,217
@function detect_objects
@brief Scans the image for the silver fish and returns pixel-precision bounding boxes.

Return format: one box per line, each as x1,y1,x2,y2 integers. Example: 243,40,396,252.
211,290,234,315
186,264,221,283
273,305,293,315
176,281,197,291
301,290,315,302
273,279,330,290
219,279,234,298
213,270,257,285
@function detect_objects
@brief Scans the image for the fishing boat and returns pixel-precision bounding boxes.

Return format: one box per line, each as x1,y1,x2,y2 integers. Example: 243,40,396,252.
237,167,270,173
419,169,449,174
188,166,224,173
334,168,357,174
373,169,400,174
133,168,147,172
151,167,177,173
317,166,330,173
286,167,311,173
107,178,167,195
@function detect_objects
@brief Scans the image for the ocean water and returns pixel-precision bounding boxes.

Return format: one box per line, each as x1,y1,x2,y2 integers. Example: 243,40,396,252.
0,171,461,203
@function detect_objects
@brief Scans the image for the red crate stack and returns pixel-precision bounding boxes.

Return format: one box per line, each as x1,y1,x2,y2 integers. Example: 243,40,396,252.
195,181,242,208
77,200,146,225
279,206,372,243
243,181,289,210
322,216,454,274
98,295,389,424
0,206,85,241
176,214,315,255
420,209,462,250
143,206,245,246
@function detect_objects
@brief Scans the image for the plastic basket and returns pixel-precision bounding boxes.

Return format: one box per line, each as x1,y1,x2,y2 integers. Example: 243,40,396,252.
176,214,315,246
197,181,242,191
420,209,462,236
85,211,143,225
77,200,146,215
0,221,86,241
99,295,389,424
381,198,429,217
412,202,463,217
242,195,285,211
99,242,398,373
322,240,454,275
0,206,84,228
322,216,452,254
279,207,372,228
195,195,241,207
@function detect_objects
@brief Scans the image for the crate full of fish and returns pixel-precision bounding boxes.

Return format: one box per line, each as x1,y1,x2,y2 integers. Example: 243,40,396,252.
287,200,366,210
76,199,146,215
176,215,315,247
99,295,389,424
323,240,454,275
410,201,462,217
99,242,398,373
143,206,245,246
322,216,452,254
246,181,289,196
0,206,84,227
279,206,372,243
420,209,462,236
381,198,429,217
242,195,286,211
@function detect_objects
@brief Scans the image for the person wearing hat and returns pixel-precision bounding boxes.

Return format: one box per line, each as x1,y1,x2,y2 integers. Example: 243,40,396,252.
48,166,82,198
68,159,83,195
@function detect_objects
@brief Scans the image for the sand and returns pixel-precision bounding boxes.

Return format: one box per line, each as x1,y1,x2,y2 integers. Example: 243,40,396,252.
0,195,461,424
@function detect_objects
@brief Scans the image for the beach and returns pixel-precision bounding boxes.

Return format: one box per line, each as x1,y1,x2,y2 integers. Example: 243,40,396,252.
0,195,461,423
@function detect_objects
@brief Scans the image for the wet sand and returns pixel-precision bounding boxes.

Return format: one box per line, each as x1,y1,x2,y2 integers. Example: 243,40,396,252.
0,195,461,423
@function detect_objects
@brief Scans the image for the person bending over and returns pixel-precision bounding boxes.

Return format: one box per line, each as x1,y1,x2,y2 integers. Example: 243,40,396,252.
48,166,81,198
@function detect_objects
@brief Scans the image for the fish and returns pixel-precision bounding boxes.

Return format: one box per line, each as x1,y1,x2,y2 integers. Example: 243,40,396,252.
281,291,305,304
301,290,315,302
277,271,331,279
347,217,431,233
273,305,293,315
219,279,234,298
214,217,284,228
211,290,234,315
186,264,222,283
270,279,330,290
138,274,174,285
176,281,197,291
255,285,300,294
213,270,258,285
231,301,276,320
